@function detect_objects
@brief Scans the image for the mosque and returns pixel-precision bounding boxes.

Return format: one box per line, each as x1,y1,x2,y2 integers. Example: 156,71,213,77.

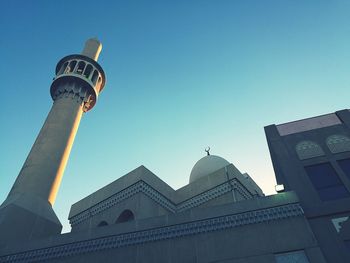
1,39,350,263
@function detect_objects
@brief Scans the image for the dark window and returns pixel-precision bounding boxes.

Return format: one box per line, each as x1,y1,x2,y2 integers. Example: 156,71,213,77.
116,210,134,223
91,70,99,84
345,240,350,251
305,163,349,201
97,221,108,227
67,60,77,73
83,64,93,79
76,61,86,74
338,159,350,179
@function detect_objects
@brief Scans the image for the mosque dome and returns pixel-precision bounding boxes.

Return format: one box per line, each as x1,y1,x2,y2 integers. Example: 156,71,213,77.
189,154,230,183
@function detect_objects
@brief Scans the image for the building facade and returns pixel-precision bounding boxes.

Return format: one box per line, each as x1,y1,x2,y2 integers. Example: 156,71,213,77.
0,162,326,263
265,110,350,262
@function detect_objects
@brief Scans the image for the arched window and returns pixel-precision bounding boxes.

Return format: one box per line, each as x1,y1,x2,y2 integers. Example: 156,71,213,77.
326,135,350,153
97,221,108,227
91,70,99,84
295,141,325,160
116,210,134,223
58,61,69,75
83,64,93,79
76,61,86,74
67,60,77,73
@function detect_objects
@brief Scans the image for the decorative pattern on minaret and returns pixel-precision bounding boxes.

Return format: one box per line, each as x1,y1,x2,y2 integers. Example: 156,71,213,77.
51,83,94,112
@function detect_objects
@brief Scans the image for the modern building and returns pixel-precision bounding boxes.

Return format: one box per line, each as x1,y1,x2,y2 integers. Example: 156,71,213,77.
0,40,348,262
265,110,350,262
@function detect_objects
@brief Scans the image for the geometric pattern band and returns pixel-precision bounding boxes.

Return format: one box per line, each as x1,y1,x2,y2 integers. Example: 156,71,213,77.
69,179,254,226
52,83,94,112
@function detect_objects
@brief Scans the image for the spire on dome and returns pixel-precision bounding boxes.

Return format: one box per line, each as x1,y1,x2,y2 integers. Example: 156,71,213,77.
205,146,211,156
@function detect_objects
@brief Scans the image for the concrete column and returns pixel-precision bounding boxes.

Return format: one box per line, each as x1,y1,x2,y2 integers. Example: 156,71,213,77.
0,39,106,248
8,88,83,204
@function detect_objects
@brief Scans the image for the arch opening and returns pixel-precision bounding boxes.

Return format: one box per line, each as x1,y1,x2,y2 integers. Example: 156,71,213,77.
76,61,86,74
116,210,134,223
97,221,108,227
83,64,93,79
58,61,69,75
91,70,99,84
67,60,77,73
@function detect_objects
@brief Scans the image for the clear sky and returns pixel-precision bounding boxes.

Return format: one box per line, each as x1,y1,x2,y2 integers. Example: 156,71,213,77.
1,0,350,233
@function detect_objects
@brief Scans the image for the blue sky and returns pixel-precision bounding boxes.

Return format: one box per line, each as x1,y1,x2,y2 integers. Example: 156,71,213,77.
1,0,350,232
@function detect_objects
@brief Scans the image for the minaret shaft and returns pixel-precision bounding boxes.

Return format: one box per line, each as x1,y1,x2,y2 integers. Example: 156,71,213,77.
9,93,83,204
0,39,106,248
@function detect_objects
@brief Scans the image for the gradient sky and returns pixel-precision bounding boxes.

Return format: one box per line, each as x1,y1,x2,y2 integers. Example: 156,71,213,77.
1,0,350,232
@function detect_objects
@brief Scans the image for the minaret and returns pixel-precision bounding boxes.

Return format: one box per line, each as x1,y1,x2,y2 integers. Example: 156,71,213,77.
0,39,106,247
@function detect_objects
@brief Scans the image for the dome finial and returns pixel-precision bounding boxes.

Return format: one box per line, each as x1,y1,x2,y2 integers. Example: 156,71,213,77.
205,146,211,156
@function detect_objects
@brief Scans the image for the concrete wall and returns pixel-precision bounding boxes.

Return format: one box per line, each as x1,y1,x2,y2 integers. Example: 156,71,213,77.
47,217,323,263
0,192,327,263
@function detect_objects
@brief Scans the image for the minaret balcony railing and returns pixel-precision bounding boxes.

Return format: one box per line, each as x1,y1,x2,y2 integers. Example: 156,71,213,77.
50,54,106,112
56,58,102,88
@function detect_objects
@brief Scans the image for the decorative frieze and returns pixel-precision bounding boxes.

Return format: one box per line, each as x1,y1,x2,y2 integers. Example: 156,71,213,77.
295,141,325,160
70,179,255,226
326,134,350,154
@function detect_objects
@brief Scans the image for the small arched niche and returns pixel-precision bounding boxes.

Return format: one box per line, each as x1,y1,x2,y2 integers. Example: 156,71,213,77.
97,221,108,227
116,210,134,224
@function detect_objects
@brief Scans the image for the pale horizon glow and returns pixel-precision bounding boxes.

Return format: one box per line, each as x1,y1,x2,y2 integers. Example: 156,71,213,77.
1,1,350,233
